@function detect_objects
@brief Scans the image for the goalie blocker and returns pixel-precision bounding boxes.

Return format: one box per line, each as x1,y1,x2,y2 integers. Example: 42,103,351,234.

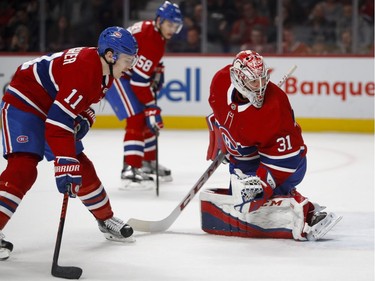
200,188,342,241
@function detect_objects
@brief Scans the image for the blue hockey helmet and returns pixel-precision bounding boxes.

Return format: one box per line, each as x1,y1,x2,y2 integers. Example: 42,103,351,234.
98,26,138,62
156,1,183,33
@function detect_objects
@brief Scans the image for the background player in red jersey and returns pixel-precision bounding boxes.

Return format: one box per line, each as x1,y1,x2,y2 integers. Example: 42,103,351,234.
204,50,341,240
0,26,138,260
105,1,183,189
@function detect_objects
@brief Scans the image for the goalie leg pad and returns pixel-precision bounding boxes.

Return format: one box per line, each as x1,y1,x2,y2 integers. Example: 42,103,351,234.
199,188,339,240
200,188,309,239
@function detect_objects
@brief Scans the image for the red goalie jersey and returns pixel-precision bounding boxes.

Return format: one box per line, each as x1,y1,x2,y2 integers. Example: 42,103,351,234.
203,50,342,241
208,64,307,192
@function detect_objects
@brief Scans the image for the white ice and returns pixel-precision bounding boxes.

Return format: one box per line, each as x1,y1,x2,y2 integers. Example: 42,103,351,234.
0,130,374,281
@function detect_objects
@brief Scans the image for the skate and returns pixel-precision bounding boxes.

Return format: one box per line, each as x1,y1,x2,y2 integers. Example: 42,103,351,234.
120,164,155,190
142,160,173,182
0,231,13,261
98,216,136,243
305,211,342,241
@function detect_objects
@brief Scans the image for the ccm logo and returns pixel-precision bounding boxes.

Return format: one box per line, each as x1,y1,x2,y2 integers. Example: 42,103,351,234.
17,135,29,143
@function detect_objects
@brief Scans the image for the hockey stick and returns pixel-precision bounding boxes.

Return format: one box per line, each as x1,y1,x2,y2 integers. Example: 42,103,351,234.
127,152,226,232
152,71,162,197
156,138,160,196
127,65,297,232
51,193,83,279
277,65,297,87
155,98,160,197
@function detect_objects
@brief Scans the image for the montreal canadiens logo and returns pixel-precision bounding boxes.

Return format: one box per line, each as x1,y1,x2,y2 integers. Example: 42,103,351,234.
17,135,29,143
113,31,122,38
219,127,241,156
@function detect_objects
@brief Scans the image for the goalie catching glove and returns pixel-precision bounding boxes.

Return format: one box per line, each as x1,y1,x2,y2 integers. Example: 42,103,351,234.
231,169,274,213
145,105,164,134
74,107,96,141
54,156,81,198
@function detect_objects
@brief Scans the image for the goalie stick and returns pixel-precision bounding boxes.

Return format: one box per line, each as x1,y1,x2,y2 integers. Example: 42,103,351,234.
127,65,297,232
278,65,297,87
51,193,83,279
128,152,226,232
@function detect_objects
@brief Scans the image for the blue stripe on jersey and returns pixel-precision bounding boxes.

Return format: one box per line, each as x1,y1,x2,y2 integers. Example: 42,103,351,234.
35,59,58,98
20,52,63,100
46,102,75,132
105,78,144,120
259,150,303,171
235,145,258,157
229,158,260,175
6,88,46,116
131,70,149,84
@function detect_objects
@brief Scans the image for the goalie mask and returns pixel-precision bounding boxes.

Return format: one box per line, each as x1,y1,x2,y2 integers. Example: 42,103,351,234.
230,50,270,108
156,1,183,34
98,26,138,67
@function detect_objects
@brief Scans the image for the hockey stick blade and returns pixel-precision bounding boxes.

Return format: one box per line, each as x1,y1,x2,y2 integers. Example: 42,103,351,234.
127,152,226,232
51,194,83,279
51,264,83,280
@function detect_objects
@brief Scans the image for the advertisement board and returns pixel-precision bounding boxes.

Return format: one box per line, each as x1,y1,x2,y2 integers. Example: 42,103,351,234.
0,54,373,132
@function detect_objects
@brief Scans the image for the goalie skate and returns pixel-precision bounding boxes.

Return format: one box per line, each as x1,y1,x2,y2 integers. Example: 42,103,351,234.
120,165,154,190
98,217,136,243
305,212,342,241
141,160,173,182
0,231,13,261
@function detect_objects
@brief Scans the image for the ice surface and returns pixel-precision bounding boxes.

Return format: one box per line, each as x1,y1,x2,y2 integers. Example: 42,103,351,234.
0,130,374,280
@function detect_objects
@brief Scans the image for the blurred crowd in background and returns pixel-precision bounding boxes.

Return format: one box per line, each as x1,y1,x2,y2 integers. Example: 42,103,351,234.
0,0,373,55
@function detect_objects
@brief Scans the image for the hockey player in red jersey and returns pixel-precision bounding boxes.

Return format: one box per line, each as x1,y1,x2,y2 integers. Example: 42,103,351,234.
203,50,342,241
105,1,183,189
0,26,139,260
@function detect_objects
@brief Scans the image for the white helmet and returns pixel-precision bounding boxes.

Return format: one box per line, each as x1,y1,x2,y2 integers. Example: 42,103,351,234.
230,50,270,108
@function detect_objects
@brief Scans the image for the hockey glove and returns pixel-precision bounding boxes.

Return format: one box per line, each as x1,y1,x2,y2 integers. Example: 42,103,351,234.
54,157,81,198
248,167,276,212
145,105,164,134
74,107,96,141
247,182,273,212
231,169,273,213
151,62,165,94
